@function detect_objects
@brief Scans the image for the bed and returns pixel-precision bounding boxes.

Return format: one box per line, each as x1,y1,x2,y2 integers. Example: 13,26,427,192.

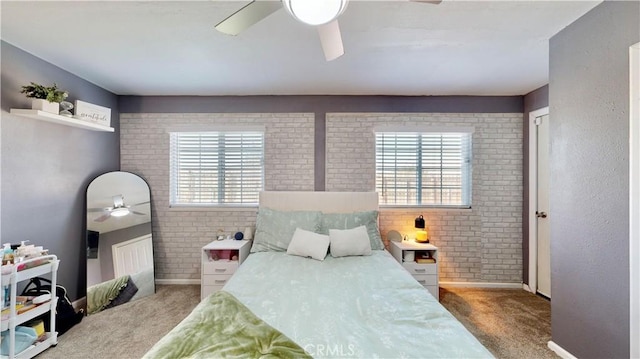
143,192,493,358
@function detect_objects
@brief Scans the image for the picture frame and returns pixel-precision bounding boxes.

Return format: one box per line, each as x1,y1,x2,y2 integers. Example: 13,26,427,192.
74,100,111,127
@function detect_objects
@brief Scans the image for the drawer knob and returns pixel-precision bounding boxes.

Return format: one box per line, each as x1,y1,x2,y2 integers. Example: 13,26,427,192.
214,268,227,273
415,268,426,273
214,280,227,284
417,280,426,284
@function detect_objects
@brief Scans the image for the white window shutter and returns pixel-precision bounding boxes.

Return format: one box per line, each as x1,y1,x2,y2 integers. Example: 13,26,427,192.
376,131,472,207
170,131,264,206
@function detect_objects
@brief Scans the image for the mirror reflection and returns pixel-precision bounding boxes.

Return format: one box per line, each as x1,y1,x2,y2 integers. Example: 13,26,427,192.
86,171,154,315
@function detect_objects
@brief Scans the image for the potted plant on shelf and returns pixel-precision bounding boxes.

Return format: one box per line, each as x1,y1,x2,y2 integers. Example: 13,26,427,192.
20,82,68,114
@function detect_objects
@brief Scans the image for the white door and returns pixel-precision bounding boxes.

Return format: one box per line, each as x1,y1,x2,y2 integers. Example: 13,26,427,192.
112,234,154,278
536,114,551,298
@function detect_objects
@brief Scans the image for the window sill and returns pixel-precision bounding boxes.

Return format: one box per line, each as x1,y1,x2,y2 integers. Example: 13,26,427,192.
169,205,258,212
379,206,472,212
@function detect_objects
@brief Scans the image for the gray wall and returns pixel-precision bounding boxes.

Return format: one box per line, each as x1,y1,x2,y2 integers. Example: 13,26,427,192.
549,1,639,357
119,96,522,114
522,84,549,284
1,41,120,300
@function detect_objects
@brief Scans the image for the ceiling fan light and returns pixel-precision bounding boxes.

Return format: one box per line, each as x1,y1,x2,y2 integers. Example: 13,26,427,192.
111,207,130,217
283,0,348,26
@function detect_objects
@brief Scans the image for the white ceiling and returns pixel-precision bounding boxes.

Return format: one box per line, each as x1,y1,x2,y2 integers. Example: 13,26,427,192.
0,0,600,96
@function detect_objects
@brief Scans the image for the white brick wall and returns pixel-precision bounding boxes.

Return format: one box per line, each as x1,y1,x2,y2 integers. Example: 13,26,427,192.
120,111,523,283
326,113,523,283
120,113,315,279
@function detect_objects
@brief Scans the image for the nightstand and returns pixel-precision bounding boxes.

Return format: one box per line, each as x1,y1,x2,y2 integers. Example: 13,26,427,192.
389,240,439,300
201,239,251,300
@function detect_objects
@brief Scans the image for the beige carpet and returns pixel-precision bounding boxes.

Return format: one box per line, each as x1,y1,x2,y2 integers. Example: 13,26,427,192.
439,287,557,359
36,285,201,359
36,285,555,359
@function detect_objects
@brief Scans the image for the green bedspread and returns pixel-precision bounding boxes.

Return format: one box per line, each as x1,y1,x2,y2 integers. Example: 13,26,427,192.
142,291,311,359
87,274,130,314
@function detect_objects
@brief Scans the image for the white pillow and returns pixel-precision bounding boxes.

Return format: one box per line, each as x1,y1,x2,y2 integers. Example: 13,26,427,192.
329,226,372,258
286,228,330,261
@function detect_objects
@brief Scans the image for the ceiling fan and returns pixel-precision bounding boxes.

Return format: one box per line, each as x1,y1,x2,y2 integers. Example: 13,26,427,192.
214,0,442,61
88,195,149,222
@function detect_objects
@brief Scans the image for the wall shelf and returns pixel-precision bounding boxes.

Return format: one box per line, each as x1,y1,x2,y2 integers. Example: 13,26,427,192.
9,109,114,132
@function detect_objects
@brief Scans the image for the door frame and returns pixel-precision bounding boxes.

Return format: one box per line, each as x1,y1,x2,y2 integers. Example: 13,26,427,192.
528,106,549,293
629,42,639,359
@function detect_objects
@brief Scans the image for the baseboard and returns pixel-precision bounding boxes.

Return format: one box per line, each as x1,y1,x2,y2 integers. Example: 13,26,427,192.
548,341,577,359
522,283,534,292
155,279,200,285
72,296,86,312
439,281,523,289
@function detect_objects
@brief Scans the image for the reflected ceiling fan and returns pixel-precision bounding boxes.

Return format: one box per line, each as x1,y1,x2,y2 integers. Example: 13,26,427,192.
214,0,442,61
88,195,149,222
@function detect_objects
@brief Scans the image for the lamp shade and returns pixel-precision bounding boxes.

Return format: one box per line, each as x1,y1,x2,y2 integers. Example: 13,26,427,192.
415,215,428,243
415,230,428,243
282,0,348,26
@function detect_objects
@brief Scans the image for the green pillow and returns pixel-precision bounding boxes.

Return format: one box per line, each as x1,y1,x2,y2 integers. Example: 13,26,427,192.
251,207,322,253
320,210,385,250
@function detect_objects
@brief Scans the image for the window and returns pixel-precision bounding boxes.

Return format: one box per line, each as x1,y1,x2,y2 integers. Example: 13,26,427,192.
376,131,472,207
170,131,264,206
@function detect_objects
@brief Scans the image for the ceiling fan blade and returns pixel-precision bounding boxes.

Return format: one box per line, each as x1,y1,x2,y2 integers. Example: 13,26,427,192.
317,20,344,61
215,1,282,35
94,213,111,222
88,208,107,212
131,211,147,216
130,201,150,207
410,0,442,4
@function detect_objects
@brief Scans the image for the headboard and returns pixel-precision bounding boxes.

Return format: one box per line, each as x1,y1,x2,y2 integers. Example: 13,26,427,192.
259,191,378,213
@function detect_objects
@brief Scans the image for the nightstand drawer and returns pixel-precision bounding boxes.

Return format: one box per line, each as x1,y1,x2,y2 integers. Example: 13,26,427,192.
413,274,437,287
202,260,239,275
202,273,233,285
403,262,437,275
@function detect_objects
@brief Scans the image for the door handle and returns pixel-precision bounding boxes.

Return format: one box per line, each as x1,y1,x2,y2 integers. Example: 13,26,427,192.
536,211,547,218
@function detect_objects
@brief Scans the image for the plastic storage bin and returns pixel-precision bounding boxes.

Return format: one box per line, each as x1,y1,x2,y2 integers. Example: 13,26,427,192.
1,326,37,355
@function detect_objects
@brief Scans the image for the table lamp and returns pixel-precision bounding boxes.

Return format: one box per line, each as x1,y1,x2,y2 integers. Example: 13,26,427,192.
415,215,428,243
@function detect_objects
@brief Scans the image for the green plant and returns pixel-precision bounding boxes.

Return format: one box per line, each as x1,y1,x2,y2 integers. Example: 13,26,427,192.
20,82,68,103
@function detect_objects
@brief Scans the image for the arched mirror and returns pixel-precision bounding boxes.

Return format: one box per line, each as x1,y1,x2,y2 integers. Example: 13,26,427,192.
85,171,154,315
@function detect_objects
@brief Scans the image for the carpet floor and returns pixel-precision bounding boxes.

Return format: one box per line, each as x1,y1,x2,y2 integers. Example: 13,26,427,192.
439,287,557,359
36,285,201,359
35,285,556,359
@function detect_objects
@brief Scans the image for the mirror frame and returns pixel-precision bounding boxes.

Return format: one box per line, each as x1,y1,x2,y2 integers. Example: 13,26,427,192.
85,171,155,314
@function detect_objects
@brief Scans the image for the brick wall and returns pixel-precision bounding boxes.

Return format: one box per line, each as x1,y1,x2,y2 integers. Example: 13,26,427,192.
120,113,315,280
121,111,522,283
326,113,523,282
